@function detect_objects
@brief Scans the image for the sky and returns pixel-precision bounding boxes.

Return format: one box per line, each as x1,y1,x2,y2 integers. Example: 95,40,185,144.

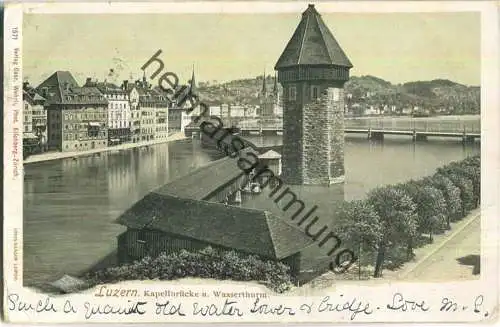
23,10,480,87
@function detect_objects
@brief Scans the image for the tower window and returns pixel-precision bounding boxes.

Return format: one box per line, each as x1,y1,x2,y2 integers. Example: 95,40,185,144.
289,86,296,101
311,86,320,100
333,88,341,101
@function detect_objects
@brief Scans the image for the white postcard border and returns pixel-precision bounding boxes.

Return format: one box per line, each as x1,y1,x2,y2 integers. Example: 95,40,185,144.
3,1,499,324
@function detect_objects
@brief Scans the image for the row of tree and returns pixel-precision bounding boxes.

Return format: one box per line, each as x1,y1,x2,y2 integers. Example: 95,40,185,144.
333,155,480,278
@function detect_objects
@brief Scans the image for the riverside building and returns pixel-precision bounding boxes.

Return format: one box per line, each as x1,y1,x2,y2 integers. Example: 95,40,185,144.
85,79,132,145
37,71,109,152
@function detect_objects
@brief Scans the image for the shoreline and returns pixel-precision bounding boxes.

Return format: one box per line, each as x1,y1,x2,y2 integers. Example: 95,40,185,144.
23,132,188,165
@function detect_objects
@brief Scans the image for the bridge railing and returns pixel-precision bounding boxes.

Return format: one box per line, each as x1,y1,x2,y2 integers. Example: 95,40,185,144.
345,118,481,134
233,117,481,134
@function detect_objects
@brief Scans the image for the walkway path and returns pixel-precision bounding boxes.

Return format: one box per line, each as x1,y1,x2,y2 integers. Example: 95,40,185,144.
396,210,480,281
290,209,480,295
24,132,188,164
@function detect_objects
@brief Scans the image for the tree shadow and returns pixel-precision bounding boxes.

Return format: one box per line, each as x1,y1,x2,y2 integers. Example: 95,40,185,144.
456,254,480,275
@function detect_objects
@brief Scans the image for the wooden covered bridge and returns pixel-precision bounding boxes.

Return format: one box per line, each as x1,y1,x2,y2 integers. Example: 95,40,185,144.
115,149,314,277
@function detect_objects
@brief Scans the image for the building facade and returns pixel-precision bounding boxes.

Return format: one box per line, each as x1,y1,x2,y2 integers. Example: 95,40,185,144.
23,91,33,134
152,88,170,140
275,4,352,185
259,74,281,117
168,69,202,132
139,98,156,142
128,78,170,142
31,93,48,151
127,84,141,143
22,90,40,156
37,71,109,152
86,79,131,145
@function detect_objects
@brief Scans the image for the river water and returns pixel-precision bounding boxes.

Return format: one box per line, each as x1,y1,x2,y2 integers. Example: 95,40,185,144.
23,134,479,288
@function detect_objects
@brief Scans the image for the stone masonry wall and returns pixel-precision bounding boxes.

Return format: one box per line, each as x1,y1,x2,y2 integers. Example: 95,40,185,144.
281,104,303,184
328,87,345,183
302,87,345,184
281,82,304,184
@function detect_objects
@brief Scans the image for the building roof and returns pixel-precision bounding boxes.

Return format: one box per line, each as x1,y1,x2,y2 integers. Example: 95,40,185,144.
275,4,353,69
115,193,314,259
33,93,46,101
23,87,47,105
36,71,108,106
155,147,258,200
87,80,128,95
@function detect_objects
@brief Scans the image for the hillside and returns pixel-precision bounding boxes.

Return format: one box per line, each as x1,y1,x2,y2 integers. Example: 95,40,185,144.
198,75,277,106
197,75,480,115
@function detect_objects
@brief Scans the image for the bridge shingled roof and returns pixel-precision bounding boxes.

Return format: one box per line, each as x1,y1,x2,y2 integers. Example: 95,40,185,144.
116,193,314,260
275,4,353,69
154,146,258,200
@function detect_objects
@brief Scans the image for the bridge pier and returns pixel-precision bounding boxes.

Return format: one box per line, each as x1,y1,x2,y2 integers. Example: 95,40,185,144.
415,134,428,142
462,135,476,144
369,131,384,141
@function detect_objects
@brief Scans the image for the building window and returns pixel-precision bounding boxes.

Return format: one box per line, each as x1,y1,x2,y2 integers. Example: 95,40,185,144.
289,85,296,101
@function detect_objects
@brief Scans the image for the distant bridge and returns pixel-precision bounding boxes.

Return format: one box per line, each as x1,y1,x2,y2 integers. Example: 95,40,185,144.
185,117,481,142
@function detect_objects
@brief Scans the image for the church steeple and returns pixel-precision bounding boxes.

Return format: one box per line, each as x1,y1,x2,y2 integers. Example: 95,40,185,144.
189,64,197,96
261,69,267,97
273,72,278,96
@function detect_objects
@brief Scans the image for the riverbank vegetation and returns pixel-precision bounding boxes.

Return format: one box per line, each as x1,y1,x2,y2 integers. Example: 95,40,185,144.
85,247,294,293
333,154,480,278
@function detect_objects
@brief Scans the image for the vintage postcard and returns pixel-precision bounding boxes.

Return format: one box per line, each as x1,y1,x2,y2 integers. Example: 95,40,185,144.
3,1,499,323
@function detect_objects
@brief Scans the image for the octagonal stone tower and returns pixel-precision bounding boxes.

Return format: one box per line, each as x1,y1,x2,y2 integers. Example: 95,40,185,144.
275,4,353,185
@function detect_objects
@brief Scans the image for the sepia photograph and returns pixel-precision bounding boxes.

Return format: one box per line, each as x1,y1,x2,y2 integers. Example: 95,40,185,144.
4,1,498,323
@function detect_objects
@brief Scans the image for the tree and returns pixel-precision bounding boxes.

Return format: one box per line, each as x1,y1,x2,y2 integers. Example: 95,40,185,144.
397,181,447,243
423,174,462,227
441,159,480,209
367,186,418,278
333,200,383,278
438,169,475,218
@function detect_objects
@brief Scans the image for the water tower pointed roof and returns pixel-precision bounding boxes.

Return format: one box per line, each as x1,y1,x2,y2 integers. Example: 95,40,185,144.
275,4,353,69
